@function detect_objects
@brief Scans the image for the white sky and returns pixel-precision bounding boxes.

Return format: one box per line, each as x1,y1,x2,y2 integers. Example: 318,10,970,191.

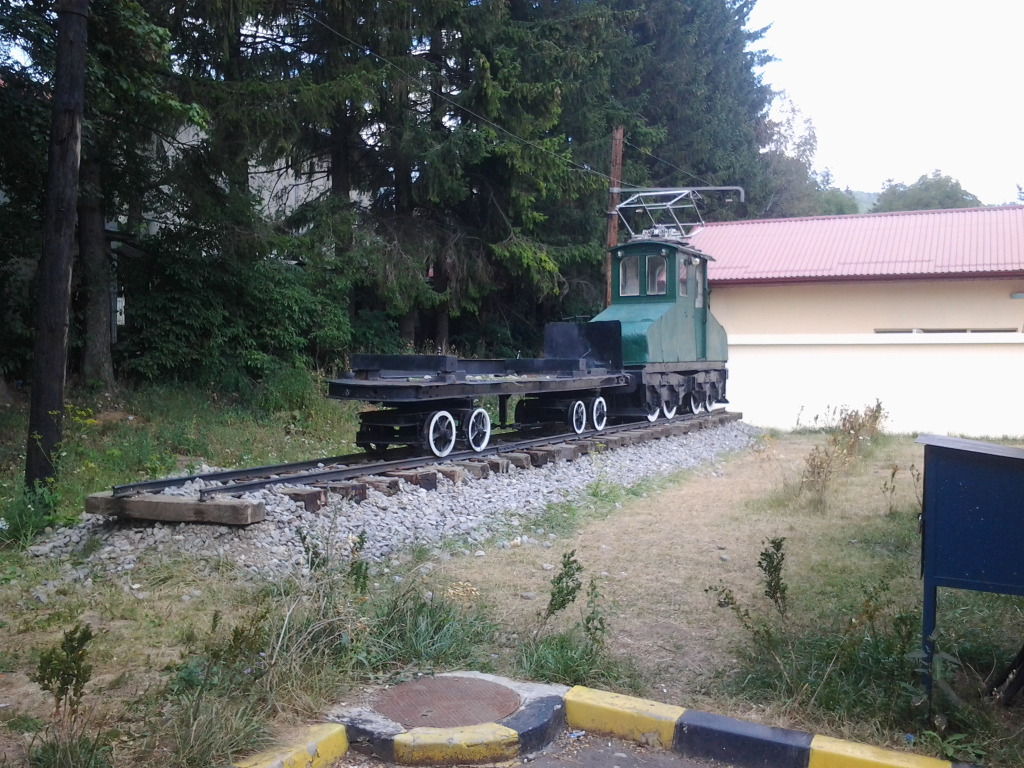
747,0,1024,205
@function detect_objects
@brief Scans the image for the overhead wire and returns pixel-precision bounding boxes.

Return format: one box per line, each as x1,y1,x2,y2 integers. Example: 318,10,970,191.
622,139,712,188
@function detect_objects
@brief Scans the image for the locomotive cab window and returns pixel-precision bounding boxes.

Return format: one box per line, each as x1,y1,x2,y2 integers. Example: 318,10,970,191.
620,254,640,296
678,259,688,296
647,254,667,296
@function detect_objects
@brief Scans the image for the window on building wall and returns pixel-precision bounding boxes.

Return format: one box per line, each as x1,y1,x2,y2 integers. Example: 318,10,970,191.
620,254,640,296
874,328,1019,334
647,254,667,295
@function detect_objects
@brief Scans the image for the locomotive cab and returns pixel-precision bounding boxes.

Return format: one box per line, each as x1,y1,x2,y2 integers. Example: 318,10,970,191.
591,239,728,367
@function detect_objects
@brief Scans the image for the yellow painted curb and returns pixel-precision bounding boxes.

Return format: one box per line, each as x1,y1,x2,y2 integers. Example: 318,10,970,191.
564,685,685,749
393,723,519,765
234,723,349,768
809,735,953,768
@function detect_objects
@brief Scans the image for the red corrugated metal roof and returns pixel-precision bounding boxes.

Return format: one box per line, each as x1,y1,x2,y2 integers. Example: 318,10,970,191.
688,206,1024,283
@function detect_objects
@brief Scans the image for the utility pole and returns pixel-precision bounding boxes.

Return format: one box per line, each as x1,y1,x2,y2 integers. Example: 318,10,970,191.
604,126,624,307
25,0,90,490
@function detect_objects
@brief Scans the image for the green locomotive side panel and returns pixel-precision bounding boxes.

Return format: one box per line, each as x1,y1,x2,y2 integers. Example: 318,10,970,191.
591,239,727,367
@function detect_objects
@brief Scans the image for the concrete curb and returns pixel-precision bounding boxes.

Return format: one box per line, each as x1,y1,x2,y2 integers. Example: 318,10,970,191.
234,679,981,768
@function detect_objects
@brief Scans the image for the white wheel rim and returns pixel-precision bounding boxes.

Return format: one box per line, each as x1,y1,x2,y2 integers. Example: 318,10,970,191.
426,410,456,457
646,402,660,422
464,407,491,452
691,392,704,413
706,385,718,411
569,400,587,433
662,402,677,419
590,397,607,431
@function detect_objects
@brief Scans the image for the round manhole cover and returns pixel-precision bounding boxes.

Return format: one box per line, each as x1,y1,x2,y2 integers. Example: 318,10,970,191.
374,676,521,728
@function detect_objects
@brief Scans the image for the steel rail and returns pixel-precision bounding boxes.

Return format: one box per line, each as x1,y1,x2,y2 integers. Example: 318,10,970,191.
111,452,368,498
193,410,720,501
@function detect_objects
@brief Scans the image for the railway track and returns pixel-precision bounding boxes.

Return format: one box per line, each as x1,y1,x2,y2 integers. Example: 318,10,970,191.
107,409,738,502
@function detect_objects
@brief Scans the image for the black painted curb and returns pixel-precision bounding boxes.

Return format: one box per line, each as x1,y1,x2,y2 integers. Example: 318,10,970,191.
674,709,813,768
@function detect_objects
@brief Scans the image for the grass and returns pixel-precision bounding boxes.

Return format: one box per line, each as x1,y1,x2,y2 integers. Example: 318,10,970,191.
515,627,643,692
2,385,1024,766
705,421,1024,767
0,372,363,543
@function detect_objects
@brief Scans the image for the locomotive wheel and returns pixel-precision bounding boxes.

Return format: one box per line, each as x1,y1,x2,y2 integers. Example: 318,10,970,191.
662,402,678,419
689,391,704,414
705,384,718,411
568,400,587,434
588,396,608,431
645,401,660,422
423,410,457,457
462,407,491,452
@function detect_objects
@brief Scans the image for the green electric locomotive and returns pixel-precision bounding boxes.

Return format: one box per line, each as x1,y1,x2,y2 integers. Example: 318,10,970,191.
327,188,730,457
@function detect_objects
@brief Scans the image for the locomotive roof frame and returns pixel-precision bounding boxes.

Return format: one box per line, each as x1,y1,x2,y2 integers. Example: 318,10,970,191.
616,186,745,243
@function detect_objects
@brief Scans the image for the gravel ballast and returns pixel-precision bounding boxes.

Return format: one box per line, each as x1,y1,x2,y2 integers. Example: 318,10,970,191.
27,422,759,579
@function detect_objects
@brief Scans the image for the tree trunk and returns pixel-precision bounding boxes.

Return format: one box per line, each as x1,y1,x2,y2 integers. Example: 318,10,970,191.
79,154,116,392
25,0,89,489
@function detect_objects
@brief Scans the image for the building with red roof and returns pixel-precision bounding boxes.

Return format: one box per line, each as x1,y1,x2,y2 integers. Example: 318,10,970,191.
684,206,1024,436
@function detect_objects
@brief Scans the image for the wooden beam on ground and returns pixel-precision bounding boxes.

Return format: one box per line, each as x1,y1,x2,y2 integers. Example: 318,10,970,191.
85,491,264,525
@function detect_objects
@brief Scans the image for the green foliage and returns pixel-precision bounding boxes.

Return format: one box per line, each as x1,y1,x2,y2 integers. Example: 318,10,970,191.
168,609,270,698
542,550,585,628
757,537,788,618
518,552,635,690
31,623,96,717
29,725,113,768
118,228,354,385
0,382,361,545
347,531,370,596
871,170,983,212
1,484,59,548
917,731,987,764
709,540,921,723
363,581,495,673
23,623,112,768
515,625,641,691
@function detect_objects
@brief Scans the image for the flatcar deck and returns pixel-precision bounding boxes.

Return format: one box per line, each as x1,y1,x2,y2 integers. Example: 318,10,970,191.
327,353,631,403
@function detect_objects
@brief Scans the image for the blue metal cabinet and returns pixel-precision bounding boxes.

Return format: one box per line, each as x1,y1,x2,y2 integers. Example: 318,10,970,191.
916,434,1024,694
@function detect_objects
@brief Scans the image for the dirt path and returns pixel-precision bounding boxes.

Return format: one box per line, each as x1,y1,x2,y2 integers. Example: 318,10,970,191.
433,432,823,713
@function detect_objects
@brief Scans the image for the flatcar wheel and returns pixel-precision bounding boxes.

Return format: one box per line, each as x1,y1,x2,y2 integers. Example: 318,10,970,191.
589,396,608,431
662,402,677,420
463,407,491,452
423,410,457,457
568,400,587,434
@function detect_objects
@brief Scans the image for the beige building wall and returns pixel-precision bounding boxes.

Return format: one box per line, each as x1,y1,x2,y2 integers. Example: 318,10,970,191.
727,334,1024,438
710,278,1024,335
